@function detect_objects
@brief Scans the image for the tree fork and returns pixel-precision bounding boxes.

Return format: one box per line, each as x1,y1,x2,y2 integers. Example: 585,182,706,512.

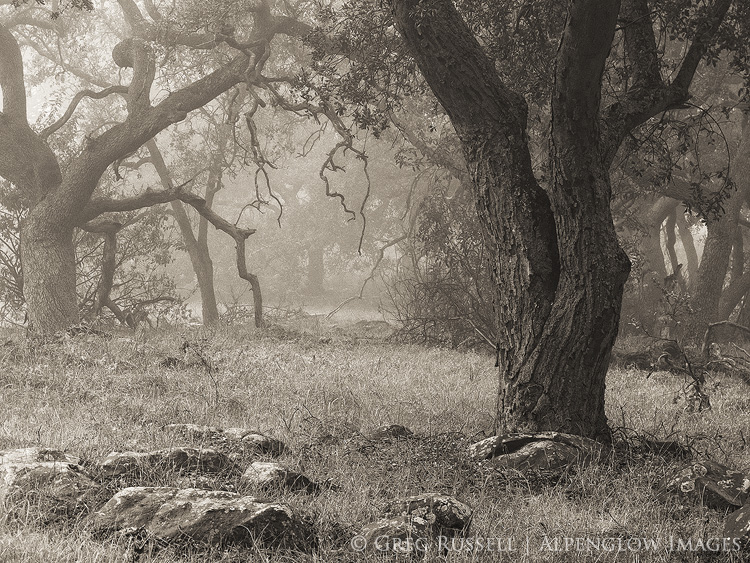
391,0,632,441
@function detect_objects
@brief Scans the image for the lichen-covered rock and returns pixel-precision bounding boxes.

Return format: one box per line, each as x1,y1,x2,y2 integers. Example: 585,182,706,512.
367,425,414,441
469,432,604,470
92,487,311,550
98,447,231,477
493,440,581,471
0,447,80,466
0,447,97,519
165,424,285,456
384,493,472,532
361,515,430,553
173,475,226,491
241,462,319,493
724,505,750,548
660,460,750,509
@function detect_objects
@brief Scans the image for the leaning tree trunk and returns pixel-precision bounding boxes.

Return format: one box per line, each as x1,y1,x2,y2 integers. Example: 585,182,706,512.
392,0,627,440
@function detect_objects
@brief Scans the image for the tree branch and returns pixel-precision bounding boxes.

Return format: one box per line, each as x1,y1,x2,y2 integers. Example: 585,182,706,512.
0,23,28,121
41,86,129,140
601,0,734,165
112,38,156,114
620,0,661,90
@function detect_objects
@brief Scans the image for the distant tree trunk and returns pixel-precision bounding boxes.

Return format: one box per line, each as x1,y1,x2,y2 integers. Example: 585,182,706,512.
637,198,673,333
171,201,220,325
737,290,750,327
676,211,699,290
147,140,221,325
664,208,686,291
689,197,741,342
306,243,325,295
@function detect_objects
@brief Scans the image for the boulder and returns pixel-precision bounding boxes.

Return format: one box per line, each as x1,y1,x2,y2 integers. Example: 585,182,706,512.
384,493,472,532
241,462,319,493
98,447,232,477
724,505,750,549
92,487,311,549
0,447,97,518
165,424,285,456
659,460,750,509
367,425,414,441
469,432,604,470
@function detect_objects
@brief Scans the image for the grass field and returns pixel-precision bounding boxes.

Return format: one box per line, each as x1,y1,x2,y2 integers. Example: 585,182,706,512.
0,320,749,562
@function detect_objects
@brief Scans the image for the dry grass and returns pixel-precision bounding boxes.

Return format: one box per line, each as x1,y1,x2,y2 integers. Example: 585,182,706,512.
0,321,749,562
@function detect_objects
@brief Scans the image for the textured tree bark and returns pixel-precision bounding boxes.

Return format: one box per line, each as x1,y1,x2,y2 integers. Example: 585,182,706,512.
392,0,627,440
20,206,79,332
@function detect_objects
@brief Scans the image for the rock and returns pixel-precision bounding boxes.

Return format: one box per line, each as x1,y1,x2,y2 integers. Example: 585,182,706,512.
239,433,285,456
384,493,472,532
99,451,154,477
361,515,431,554
165,424,285,456
367,425,414,441
724,505,750,548
164,423,224,440
173,475,227,491
0,447,80,466
660,460,750,509
92,487,311,550
469,432,604,470
241,462,319,493
0,447,97,519
98,447,232,477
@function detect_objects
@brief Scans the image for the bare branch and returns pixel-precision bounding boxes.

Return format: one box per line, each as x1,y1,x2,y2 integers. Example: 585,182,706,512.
327,234,407,319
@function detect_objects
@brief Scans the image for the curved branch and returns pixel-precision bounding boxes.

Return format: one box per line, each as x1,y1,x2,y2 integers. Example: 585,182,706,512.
41,86,129,140
112,38,156,114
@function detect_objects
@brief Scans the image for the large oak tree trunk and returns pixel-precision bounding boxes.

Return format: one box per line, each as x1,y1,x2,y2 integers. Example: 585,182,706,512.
21,206,79,332
392,0,627,440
